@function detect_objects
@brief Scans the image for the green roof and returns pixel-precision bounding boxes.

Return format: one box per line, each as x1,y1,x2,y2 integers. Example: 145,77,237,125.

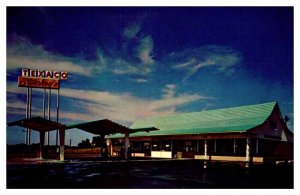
107,102,277,138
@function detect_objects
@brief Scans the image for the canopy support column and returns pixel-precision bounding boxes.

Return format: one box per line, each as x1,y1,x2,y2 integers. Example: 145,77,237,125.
245,137,251,168
233,139,236,155
124,132,129,159
214,139,217,154
59,129,65,161
204,139,208,168
204,139,208,159
256,138,259,154
109,139,113,156
39,131,45,159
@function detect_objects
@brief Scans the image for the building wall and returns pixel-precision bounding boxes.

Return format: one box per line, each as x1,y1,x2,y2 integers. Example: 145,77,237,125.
249,103,293,142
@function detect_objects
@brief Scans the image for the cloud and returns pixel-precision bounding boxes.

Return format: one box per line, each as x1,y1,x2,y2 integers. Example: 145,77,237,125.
6,82,206,126
7,56,95,76
136,36,155,64
123,23,141,39
6,99,95,122
112,59,139,75
174,58,197,68
7,36,104,76
7,100,26,112
150,93,202,114
7,29,156,79
57,85,205,124
6,94,45,120
7,83,25,94
109,36,155,75
170,45,242,79
110,57,152,76
130,78,148,83
122,13,147,40
163,84,176,99
117,17,156,75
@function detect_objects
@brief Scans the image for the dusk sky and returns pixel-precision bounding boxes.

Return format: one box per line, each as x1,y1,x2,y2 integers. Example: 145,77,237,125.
6,7,294,145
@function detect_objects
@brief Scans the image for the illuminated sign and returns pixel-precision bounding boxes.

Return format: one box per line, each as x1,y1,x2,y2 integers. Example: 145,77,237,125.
21,69,68,80
18,76,60,89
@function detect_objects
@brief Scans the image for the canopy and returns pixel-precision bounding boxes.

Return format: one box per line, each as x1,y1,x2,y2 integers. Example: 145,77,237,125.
7,117,66,132
8,117,158,135
66,119,158,135
66,119,130,135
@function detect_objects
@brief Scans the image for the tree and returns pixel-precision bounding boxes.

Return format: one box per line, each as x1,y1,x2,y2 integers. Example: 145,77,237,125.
78,138,92,148
92,136,106,147
284,115,290,123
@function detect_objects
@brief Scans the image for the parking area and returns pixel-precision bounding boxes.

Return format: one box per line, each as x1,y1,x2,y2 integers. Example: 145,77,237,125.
7,159,293,189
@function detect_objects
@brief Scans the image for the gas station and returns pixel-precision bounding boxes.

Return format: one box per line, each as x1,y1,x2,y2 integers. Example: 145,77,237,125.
7,69,293,165
7,68,158,161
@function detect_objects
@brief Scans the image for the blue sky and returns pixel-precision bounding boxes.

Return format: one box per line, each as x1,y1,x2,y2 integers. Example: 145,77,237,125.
6,7,294,145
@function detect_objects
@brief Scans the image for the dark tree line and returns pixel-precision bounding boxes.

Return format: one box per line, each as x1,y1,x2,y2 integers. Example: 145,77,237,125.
78,136,106,148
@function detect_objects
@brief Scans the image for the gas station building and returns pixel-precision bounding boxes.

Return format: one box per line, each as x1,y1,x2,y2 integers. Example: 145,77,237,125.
107,102,293,163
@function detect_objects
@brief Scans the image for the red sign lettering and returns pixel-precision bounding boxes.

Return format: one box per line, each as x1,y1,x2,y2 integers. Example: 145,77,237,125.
18,76,60,89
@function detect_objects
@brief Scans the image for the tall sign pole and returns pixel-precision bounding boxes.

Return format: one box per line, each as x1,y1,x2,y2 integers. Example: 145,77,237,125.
43,88,46,119
48,89,51,145
28,88,32,145
25,87,29,145
56,89,60,146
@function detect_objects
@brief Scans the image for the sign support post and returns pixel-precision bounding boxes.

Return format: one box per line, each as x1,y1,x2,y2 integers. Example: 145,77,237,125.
56,89,60,146
48,89,51,145
18,68,68,161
